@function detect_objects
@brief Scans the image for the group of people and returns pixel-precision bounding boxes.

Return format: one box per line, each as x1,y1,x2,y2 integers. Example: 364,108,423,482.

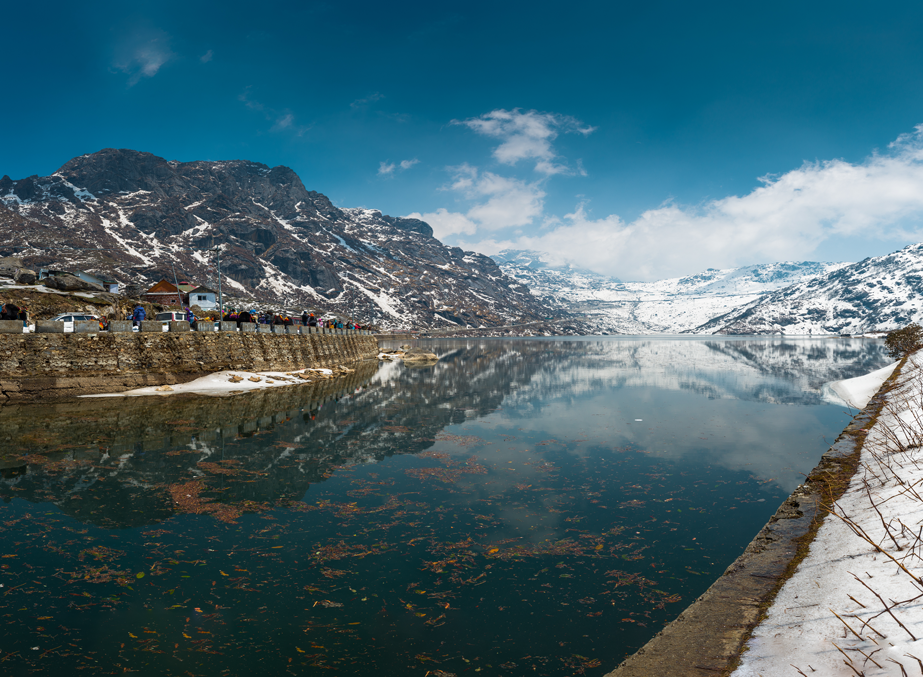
218,309,369,331
221,309,285,327
1,301,372,332
301,312,366,330
0,303,28,324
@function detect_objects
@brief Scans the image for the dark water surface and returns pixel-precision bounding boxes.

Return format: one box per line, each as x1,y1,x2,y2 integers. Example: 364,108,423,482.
0,337,889,676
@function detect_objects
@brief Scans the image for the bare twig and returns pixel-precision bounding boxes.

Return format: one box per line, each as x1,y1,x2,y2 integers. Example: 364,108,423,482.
850,613,886,638
905,652,923,676
830,608,863,640
887,657,909,677
852,574,919,641
854,646,883,669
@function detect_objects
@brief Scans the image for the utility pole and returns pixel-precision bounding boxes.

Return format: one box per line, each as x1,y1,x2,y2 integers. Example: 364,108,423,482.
170,260,182,309
214,245,223,319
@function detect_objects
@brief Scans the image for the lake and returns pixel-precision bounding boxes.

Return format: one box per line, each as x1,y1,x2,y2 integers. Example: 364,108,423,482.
0,337,890,676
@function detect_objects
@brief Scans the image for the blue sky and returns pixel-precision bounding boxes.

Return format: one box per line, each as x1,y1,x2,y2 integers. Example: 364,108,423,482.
4,1,923,280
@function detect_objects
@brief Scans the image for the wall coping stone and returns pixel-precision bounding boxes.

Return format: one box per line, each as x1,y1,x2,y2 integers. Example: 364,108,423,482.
35,321,65,334
169,321,191,332
0,320,23,334
108,320,133,333
74,320,99,334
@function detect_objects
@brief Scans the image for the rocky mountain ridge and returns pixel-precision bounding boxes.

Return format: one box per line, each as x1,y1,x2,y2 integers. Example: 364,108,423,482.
696,242,923,334
495,251,849,334
0,149,549,329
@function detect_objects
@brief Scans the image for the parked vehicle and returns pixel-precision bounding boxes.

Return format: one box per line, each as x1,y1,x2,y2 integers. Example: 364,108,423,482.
154,311,186,323
49,313,100,333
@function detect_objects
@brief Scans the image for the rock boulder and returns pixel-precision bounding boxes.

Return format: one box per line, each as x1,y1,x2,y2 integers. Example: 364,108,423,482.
13,268,37,285
44,273,104,292
402,347,438,363
0,256,23,279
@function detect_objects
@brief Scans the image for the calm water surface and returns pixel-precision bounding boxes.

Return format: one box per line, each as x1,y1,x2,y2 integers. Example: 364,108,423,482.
0,337,889,676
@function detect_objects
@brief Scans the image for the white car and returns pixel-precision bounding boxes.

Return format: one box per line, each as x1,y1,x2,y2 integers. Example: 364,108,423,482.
49,313,100,333
154,311,215,331
155,311,184,331
155,311,187,323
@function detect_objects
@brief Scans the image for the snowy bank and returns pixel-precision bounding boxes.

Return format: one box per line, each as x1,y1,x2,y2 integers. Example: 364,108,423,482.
733,354,923,677
825,360,900,409
81,367,346,398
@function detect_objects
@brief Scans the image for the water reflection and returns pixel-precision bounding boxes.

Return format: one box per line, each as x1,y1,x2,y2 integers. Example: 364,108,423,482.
0,338,887,527
0,337,889,676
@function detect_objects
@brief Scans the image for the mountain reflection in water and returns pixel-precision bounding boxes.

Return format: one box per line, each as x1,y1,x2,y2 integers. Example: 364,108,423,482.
0,337,889,676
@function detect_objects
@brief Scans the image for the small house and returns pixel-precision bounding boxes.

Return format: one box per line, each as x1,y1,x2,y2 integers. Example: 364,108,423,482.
177,281,197,296
141,280,186,307
188,285,218,310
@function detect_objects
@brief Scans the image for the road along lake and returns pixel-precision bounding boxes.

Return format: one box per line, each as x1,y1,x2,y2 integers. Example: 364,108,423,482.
0,337,890,676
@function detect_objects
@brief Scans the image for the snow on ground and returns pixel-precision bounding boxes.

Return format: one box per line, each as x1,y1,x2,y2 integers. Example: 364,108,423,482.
733,354,923,677
81,368,337,398
826,361,900,409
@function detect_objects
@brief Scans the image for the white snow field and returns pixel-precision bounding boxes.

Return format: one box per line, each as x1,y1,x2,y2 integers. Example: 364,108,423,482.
827,361,901,409
81,368,338,398
733,354,923,676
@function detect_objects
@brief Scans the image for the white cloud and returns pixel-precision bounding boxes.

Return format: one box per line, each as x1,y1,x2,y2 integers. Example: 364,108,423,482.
271,113,294,131
238,88,264,111
378,158,419,176
200,49,214,63
239,89,309,136
460,170,544,230
461,125,923,280
113,29,175,86
405,208,478,239
454,108,595,175
413,165,545,235
351,92,384,109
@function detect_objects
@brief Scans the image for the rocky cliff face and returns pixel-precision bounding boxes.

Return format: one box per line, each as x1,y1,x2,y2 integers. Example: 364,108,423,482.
0,149,549,329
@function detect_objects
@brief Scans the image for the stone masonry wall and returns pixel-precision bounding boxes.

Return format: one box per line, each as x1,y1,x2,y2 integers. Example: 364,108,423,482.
0,332,380,402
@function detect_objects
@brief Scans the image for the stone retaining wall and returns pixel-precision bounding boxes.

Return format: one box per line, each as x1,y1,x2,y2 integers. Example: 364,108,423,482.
0,360,380,461
0,332,380,402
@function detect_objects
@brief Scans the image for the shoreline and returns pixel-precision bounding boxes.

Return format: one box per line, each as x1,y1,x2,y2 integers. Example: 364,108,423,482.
0,331,379,403
605,358,903,676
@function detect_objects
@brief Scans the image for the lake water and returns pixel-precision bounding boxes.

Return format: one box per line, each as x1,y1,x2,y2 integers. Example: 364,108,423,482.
0,337,890,676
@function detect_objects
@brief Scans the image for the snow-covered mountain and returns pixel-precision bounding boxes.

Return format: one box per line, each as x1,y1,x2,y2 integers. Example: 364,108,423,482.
0,149,549,329
495,250,847,334
697,243,923,334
